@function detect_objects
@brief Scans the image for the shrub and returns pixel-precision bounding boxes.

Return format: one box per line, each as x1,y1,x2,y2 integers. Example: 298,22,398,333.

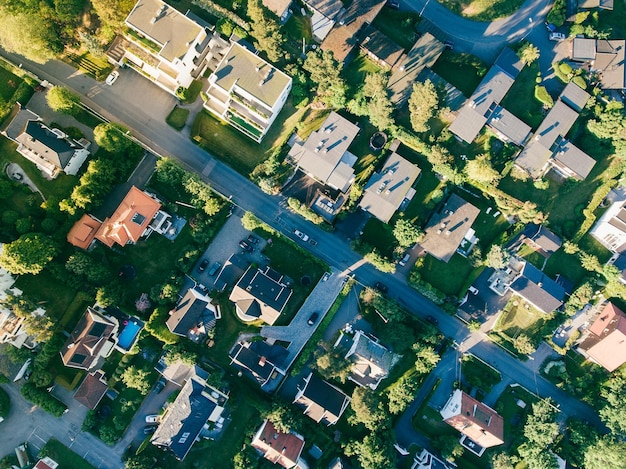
547,0,566,26
20,383,67,416
571,76,587,89
0,387,9,417
534,86,554,108
559,62,573,76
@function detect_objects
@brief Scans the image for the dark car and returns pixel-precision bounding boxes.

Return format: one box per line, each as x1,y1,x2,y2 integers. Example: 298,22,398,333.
239,240,253,252
375,282,388,294
247,234,259,244
307,312,319,326
143,426,157,435
208,261,221,276
153,377,166,393
386,0,400,9
444,40,454,50
426,315,439,325
545,22,557,32
198,259,209,272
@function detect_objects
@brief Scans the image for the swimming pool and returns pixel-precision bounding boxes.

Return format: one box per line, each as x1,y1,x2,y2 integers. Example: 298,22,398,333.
117,321,142,351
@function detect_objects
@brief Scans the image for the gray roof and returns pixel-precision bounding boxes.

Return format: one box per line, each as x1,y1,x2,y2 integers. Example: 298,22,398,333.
348,332,394,374
578,0,614,8
3,107,39,141
487,105,531,146
421,194,480,263
166,288,216,336
448,107,488,144
552,140,596,179
359,26,404,69
595,40,625,90
524,224,562,257
229,340,288,385
493,47,524,79
211,42,292,108
510,262,565,313
288,111,359,191
126,0,203,63
305,0,343,19
15,121,78,170
294,372,350,425
560,81,591,112
359,151,421,223
572,38,597,61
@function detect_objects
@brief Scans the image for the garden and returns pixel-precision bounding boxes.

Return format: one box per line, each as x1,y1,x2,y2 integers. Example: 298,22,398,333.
38,438,96,469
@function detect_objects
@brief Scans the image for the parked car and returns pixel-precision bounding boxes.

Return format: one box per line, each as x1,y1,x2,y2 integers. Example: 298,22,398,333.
143,426,157,435
307,312,319,325
105,71,119,86
239,240,253,252
247,234,259,244
468,286,479,295
444,40,454,50
545,22,557,32
549,32,566,42
398,253,411,266
426,315,439,325
386,0,400,9
208,261,221,276
145,415,159,424
375,282,388,294
153,377,166,393
198,259,209,272
294,229,310,242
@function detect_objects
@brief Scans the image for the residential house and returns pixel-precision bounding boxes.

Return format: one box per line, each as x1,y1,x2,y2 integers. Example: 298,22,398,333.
411,449,454,469
74,370,108,410
33,457,59,469
320,0,386,63
155,357,208,387
66,214,102,250
151,370,228,460
571,38,625,89
440,389,504,456
359,26,404,70
420,193,480,263
288,111,360,192
251,419,306,468
293,372,350,425
590,196,626,252
229,339,288,390
166,288,220,342
305,0,344,42
204,42,292,142
489,257,566,314
359,149,421,223
577,302,626,371
578,0,613,9
94,186,172,248
13,119,89,178
515,82,596,180
120,0,219,94
518,224,562,258
388,33,445,105
449,48,530,146
0,266,40,350
214,253,249,291
230,266,292,325
341,330,398,389
60,307,117,370
263,0,293,23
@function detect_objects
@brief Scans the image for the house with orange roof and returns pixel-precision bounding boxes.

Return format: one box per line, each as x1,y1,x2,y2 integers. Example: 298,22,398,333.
251,419,306,468
66,214,102,250
577,302,626,372
94,186,172,248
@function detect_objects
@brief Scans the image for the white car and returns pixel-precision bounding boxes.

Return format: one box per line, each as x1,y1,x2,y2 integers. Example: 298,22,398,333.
105,71,119,86
549,32,566,42
294,229,310,242
145,415,159,424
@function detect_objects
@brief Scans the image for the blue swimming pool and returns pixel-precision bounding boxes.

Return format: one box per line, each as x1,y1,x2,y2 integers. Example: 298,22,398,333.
117,321,142,351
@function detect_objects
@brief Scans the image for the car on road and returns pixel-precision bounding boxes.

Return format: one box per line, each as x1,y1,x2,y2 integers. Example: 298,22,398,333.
294,229,310,242
307,312,319,325
375,282,388,294
239,240,253,252
468,286,479,295
207,261,221,276
145,415,159,424
398,253,410,266
153,377,166,393
247,234,259,244
198,259,209,272
105,71,119,86
549,32,566,42
426,315,438,325
143,426,157,435
386,0,400,9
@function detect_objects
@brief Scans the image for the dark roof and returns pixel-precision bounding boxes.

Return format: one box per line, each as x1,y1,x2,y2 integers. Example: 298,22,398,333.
229,340,288,385
166,289,216,336
494,47,524,79
17,121,77,169
523,224,562,257
294,373,350,425
74,371,108,410
61,307,116,370
359,26,404,69
510,262,565,313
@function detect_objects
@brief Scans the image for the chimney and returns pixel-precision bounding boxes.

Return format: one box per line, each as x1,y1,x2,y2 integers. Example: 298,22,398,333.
258,356,266,366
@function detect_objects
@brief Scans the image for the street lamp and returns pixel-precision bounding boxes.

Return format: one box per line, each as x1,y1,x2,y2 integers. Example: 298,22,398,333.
420,0,431,16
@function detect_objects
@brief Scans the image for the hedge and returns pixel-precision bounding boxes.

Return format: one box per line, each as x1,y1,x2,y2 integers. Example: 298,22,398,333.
0,387,9,418
21,383,67,417
535,86,554,108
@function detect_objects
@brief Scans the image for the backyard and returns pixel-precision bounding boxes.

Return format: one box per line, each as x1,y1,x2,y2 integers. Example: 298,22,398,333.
492,385,538,445
431,51,487,98
500,61,544,129
372,9,421,50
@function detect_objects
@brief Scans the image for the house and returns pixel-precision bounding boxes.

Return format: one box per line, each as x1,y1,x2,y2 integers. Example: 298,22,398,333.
449,48,530,146
489,257,566,314
230,266,293,325
288,112,360,192
155,357,208,387
293,372,350,425
577,302,626,371
519,224,562,258
590,196,626,252
388,33,445,105
166,288,220,342
66,214,102,250
320,0,386,63
0,277,43,350
578,0,613,9
60,307,117,370
420,194,480,263
204,42,292,142
341,330,398,389
120,0,218,95
229,339,288,389
359,149,421,223
515,82,596,181
571,38,625,89
251,419,306,468
74,370,108,410
263,0,293,23
305,0,344,42
411,448,454,469
214,253,249,291
13,119,89,178
440,389,504,456
151,370,228,460
359,26,404,70
34,457,59,469
94,186,172,248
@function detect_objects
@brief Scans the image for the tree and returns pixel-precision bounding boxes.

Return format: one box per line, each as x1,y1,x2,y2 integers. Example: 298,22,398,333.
266,404,301,434
313,346,352,383
485,245,510,270
393,219,422,248
121,366,151,394
465,154,501,185
584,436,626,469
408,79,439,132
523,399,559,447
91,0,136,27
344,431,397,469
432,435,464,461
66,252,111,284
0,6,61,63
124,455,154,469
184,176,221,216
93,123,131,153
579,252,601,272
518,42,540,65
387,373,420,414
413,344,440,374
599,376,626,436
247,0,286,63
0,233,58,275
349,388,389,431
347,73,394,130
514,334,536,355
96,280,126,308
46,86,80,115
535,85,554,108
491,452,516,469
303,49,348,109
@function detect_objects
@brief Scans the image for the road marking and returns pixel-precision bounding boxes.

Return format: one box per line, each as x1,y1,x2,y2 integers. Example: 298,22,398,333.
202,159,216,176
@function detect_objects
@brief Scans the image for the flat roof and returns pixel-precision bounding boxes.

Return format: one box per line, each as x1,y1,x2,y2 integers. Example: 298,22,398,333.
572,38,597,61
487,105,531,146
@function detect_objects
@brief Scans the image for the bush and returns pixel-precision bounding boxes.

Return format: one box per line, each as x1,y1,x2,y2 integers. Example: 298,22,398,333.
546,0,566,26
571,76,587,89
0,387,9,417
534,86,554,108
20,383,67,417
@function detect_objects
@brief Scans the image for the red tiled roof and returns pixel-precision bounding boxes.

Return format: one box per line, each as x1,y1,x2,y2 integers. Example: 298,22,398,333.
251,420,305,468
74,370,108,409
67,214,102,250
583,302,626,371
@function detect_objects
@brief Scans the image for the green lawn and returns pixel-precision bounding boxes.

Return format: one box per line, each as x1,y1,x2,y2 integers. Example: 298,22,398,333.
191,99,305,175
39,439,96,469
493,385,538,446
461,355,501,393
437,0,526,21
0,64,22,102
418,253,475,296
284,13,313,43
185,79,203,103
63,51,113,81
401,150,445,224
372,9,421,50
517,243,548,270
15,271,80,324
361,217,397,258
342,54,383,91
500,62,544,129
431,51,488,98
543,249,587,285
166,106,190,130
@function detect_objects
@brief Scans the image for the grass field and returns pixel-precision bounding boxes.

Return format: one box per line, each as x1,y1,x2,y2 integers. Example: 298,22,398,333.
500,62,544,129
372,9,421,50
461,355,501,393
0,65,22,102
438,0,526,20
361,217,398,258
493,385,538,445
431,51,487,98
418,253,475,296
15,271,80,324
39,439,96,469
343,54,384,91
285,13,313,43
543,248,587,285
166,106,190,130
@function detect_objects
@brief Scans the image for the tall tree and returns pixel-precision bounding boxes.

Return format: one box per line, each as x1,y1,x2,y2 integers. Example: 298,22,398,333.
46,86,81,116
93,123,131,153
91,0,136,27
584,436,626,469
265,404,301,434
247,0,286,63
344,430,397,469
485,245,510,269
393,219,422,248
303,49,348,109
408,79,439,132
121,366,151,394
313,346,352,383
518,42,540,65
599,376,626,437
347,73,394,130
349,388,389,431
0,233,58,275
464,154,501,185
0,6,62,63
413,343,440,374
